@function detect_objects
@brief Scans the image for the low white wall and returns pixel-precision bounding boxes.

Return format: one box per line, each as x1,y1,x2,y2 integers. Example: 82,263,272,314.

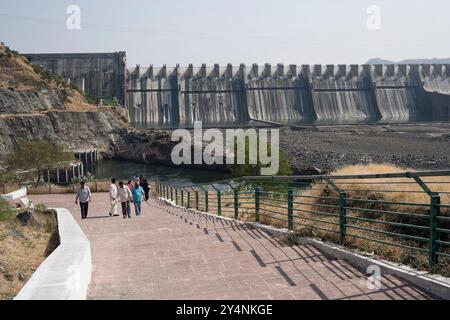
1,187,27,201
14,208,92,300
297,237,450,300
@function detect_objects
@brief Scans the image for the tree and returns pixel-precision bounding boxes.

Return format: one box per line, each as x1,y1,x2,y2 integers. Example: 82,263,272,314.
228,136,293,178
227,135,293,192
6,140,75,185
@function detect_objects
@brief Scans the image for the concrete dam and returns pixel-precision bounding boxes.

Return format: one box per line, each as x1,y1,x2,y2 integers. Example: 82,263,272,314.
127,63,450,127
24,53,450,127
24,52,127,106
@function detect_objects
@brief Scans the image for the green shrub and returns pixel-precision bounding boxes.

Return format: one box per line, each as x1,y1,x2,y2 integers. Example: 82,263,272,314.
101,96,119,107
85,95,98,105
0,172,13,184
44,217,57,233
0,198,14,221
31,64,45,76
34,203,48,213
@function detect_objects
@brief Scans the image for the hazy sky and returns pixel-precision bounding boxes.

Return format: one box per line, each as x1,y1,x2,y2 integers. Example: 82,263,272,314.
1,0,449,66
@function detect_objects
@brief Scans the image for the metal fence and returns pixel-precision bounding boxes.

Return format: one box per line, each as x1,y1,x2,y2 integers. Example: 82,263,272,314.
155,170,450,269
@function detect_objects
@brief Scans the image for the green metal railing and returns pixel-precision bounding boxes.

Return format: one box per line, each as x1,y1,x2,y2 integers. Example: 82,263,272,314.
155,170,450,269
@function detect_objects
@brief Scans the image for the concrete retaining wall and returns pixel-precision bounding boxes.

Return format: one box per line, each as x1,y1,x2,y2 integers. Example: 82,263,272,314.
297,237,450,299
0,187,27,201
14,208,91,300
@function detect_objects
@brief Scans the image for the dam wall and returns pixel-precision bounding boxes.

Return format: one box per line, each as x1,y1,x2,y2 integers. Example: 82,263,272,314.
23,52,127,106
178,64,247,124
245,64,314,122
310,64,378,122
18,50,450,126
371,64,425,122
127,65,179,125
127,63,450,126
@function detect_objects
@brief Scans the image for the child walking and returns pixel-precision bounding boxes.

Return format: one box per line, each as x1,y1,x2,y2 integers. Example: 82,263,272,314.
132,182,145,216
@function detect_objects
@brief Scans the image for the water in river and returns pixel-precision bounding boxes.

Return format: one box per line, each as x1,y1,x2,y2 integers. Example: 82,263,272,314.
85,159,228,186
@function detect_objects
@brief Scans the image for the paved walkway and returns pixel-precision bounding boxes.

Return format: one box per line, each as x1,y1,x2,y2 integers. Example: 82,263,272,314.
30,193,433,300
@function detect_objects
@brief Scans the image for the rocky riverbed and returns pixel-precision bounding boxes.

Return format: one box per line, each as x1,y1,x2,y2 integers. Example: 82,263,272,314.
120,122,450,175
279,123,450,173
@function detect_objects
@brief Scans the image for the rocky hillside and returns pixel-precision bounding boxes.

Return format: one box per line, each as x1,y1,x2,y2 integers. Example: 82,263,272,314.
0,44,121,160
0,43,179,169
0,44,65,114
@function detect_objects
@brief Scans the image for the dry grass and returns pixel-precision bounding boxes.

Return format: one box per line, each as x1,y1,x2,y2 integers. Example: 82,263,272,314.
64,90,98,112
291,164,450,275
0,203,58,300
0,45,48,90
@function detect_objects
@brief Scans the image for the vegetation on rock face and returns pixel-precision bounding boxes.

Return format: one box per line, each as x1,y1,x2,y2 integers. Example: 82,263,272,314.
84,94,119,107
30,63,84,101
5,140,75,185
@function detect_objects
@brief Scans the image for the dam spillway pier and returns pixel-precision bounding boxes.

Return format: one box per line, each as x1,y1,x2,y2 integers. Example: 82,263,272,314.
23,53,450,127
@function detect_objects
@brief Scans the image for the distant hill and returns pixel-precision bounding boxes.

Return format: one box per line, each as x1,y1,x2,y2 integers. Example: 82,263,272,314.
367,57,450,64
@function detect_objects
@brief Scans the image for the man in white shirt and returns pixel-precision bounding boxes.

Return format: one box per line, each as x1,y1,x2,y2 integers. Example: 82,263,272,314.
117,181,133,219
109,178,118,217
75,181,92,219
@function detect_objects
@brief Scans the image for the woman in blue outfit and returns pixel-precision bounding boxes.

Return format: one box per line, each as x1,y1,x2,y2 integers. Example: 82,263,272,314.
131,181,145,216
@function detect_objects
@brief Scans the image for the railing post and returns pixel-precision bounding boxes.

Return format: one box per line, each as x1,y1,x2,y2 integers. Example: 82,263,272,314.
217,191,221,216
175,188,178,205
413,175,440,268
205,191,209,212
287,189,294,230
195,191,199,210
170,186,173,201
187,191,191,208
429,193,440,267
339,192,347,244
255,187,260,222
234,190,239,220
181,189,184,207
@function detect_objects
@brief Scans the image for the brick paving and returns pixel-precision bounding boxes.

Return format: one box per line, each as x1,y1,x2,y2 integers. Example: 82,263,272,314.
29,193,434,300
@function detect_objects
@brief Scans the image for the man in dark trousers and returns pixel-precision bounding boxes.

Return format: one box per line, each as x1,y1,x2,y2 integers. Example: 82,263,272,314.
140,175,150,201
75,181,92,219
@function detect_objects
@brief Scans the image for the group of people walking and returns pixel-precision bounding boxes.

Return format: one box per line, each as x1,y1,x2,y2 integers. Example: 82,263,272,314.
75,176,150,219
